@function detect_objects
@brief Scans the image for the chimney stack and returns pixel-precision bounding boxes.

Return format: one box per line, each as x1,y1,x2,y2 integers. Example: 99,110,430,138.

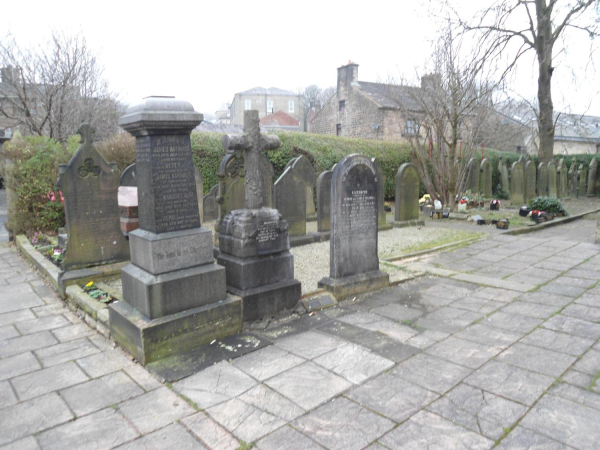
337,62,359,98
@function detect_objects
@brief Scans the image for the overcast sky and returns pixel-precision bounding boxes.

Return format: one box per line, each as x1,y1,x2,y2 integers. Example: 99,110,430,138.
4,0,599,117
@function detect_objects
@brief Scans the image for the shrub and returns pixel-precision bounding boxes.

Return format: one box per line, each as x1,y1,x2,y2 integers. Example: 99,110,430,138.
528,196,567,215
95,133,136,173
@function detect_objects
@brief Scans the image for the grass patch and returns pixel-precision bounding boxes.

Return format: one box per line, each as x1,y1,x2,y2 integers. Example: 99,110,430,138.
382,230,483,258
472,210,532,228
236,442,254,450
589,370,600,392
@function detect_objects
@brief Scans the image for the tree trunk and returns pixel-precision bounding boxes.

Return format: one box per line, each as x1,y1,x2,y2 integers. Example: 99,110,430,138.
536,0,555,164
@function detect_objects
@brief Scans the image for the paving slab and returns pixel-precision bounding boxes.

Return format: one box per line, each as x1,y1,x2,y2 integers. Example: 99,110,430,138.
425,336,502,369
181,412,239,450
496,342,577,377
255,425,324,450
520,328,595,356
11,361,89,401
115,423,206,450
495,426,573,450
232,345,305,381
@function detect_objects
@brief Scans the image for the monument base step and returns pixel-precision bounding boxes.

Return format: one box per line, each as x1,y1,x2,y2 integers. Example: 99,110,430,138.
318,270,390,300
108,295,242,365
392,220,425,229
227,279,302,322
378,222,393,231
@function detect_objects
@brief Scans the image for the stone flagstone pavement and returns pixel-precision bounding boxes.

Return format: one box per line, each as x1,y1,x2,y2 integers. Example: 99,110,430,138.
1,219,600,449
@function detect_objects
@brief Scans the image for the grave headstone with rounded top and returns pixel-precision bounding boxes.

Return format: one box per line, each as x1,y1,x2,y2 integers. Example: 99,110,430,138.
557,158,568,198
466,158,480,194
203,184,218,222
525,159,536,202
510,160,525,205
498,157,510,192
274,162,307,237
537,162,548,197
285,155,316,219
587,158,598,197
316,169,333,232
480,158,492,198
547,161,557,198
393,163,422,228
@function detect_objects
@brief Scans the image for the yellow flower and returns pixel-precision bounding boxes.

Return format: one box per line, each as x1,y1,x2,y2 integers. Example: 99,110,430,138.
85,281,94,287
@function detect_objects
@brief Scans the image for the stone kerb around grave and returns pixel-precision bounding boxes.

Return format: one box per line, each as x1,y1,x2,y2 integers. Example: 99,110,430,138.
393,163,423,228
109,96,241,365
318,154,389,299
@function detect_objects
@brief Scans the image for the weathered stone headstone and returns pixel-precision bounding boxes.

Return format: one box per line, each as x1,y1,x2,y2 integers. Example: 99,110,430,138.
373,158,392,230
557,158,568,198
120,164,137,187
274,159,307,237
548,161,557,198
524,159,536,202
466,158,480,194
569,158,578,197
578,162,587,199
498,157,510,193
393,163,422,227
57,124,130,271
285,155,316,219
587,158,598,197
480,158,492,198
110,96,241,364
194,167,204,223
510,160,525,205
318,154,389,298
537,162,548,197
316,169,333,232
203,184,218,222
217,110,301,321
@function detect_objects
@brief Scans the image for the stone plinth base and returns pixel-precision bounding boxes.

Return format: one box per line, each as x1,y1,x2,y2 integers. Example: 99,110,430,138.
121,262,227,320
227,278,301,322
217,251,294,291
393,220,425,229
378,222,393,231
318,270,390,300
109,295,242,365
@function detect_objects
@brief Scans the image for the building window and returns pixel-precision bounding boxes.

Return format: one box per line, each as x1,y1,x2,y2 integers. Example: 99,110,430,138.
288,100,294,113
245,99,251,110
404,119,418,136
267,100,273,113
339,100,345,112
336,124,341,136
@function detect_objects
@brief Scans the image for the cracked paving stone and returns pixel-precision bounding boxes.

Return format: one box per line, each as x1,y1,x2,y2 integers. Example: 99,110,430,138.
391,353,472,394
256,425,325,450
0,392,73,446
346,372,438,422
37,407,139,450
34,338,100,367
520,328,594,356
181,412,239,450
426,383,528,440
0,352,41,381
520,394,600,449
60,371,144,417
232,345,305,381
454,324,523,349
173,361,257,409
485,311,542,334
495,426,572,450
207,398,285,443
118,387,195,434
293,397,394,450
378,410,493,449
237,384,305,421
116,423,206,450
11,361,89,401
265,361,351,410
427,334,503,369
273,330,347,359
543,315,600,340
549,383,600,412
573,350,600,375
464,361,554,406
496,343,577,377
337,312,418,342
313,343,394,384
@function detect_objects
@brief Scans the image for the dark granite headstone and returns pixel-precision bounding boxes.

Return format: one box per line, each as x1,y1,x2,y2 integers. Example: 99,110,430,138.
120,164,137,187
510,160,524,205
587,158,598,197
274,165,306,236
203,184,218,222
548,161,557,198
525,160,536,202
537,162,548,197
56,124,130,271
480,158,492,198
316,169,333,232
394,163,420,224
318,154,389,298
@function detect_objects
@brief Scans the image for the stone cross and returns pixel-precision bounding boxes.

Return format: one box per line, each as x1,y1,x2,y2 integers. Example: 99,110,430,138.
78,123,95,149
222,110,280,209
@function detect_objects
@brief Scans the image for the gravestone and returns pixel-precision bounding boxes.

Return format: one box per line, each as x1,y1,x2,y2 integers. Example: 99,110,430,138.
373,158,392,230
524,159,536,202
537,162,548,197
285,155,316,219
393,163,423,227
274,159,307,237
203,184,218,221
480,158,492,198
569,158,578,197
510,160,525,205
587,158,598,197
316,169,333,232
548,161,557,198
217,110,301,321
557,158,568,198
498,157,510,193
318,154,389,298
578,162,587,199
120,164,137,187
466,158,480,194
109,96,241,365
57,124,130,271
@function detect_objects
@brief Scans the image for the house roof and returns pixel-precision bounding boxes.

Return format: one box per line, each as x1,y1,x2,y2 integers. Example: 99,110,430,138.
236,87,298,96
260,110,299,127
357,82,422,111
555,113,600,143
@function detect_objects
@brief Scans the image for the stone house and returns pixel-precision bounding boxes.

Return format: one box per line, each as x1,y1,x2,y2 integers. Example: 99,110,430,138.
551,114,600,155
230,87,304,130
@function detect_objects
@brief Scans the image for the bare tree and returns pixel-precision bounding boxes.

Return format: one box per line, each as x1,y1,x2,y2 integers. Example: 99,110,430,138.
299,84,335,131
0,31,119,143
458,0,600,163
